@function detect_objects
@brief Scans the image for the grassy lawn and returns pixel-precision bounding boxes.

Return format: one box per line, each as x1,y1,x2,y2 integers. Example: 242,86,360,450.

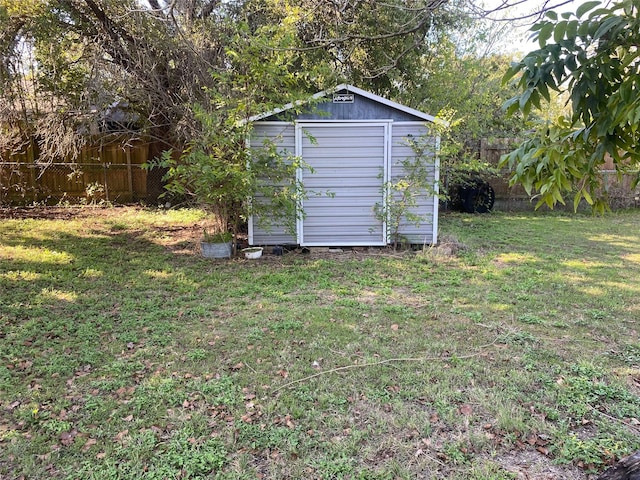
1,207,640,479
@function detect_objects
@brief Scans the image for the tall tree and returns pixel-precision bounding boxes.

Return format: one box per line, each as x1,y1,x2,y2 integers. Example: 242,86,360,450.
501,0,640,210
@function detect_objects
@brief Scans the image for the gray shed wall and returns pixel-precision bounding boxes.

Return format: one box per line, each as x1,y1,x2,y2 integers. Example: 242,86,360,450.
391,124,438,244
249,123,297,245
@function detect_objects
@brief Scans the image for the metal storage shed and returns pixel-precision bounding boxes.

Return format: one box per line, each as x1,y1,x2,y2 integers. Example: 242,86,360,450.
248,84,440,247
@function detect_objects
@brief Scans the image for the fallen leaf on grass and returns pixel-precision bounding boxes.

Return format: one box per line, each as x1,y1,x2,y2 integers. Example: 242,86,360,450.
60,431,77,446
231,362,244,370
82,438,97,452
114,430,129,442
459,404,473,416
284,415,295,429
114,386,136,397
96,452,106,459
18,360,33,370
536,446,549,456
277,369,288,379
390,324,399,331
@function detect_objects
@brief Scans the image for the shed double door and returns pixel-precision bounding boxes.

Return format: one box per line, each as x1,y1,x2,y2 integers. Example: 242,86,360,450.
297,122,389,246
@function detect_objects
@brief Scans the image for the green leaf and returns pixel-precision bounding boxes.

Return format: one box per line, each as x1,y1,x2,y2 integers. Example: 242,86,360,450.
530,22,545,32
573,190,582,211
502,63,523,84
538,22,554,47
594,16,622,40
577,20,591,36
503,96,519,115
529,89,541,110
589,7,614,19
554,21,568,42
576,1,601,19
545,10,558,21
538,80,551,102
566,20,579,38
565,54,578,72
519,88,533,111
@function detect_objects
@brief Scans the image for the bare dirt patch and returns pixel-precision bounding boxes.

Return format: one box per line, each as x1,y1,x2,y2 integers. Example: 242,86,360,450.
496,449,591,479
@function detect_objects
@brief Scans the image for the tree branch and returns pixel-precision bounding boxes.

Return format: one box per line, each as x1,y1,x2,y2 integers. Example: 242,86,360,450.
273,338,498,393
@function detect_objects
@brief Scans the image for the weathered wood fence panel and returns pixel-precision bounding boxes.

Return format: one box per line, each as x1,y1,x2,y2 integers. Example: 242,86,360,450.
3,135,637,208
479,138,530,205
478,138,640,209
0,137,151,205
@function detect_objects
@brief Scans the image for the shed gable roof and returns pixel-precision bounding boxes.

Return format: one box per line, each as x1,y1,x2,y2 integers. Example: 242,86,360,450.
248,84,436,123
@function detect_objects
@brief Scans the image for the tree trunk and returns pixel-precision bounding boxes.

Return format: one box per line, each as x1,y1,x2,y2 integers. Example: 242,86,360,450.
597,451,640,480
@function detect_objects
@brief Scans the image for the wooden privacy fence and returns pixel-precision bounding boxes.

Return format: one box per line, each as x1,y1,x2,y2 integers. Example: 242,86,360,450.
0,137,153,205
3,135,638,209
478,138,529,205
479,138,640,210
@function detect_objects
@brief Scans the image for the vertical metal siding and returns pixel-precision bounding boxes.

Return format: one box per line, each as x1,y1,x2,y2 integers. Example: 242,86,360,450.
249,123,297,245
390,123,437,244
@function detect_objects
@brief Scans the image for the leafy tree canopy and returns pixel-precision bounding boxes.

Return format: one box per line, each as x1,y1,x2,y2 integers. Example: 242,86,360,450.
501,0,640,211
0,0,466,156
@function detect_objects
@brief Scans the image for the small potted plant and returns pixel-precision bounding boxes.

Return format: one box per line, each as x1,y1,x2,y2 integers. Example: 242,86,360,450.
201,229,233,258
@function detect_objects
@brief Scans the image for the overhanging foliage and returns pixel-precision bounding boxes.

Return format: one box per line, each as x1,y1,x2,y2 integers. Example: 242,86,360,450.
501,0,640,211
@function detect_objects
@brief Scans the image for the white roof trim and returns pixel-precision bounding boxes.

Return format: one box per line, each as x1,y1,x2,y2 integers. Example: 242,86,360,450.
246,84,439,124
